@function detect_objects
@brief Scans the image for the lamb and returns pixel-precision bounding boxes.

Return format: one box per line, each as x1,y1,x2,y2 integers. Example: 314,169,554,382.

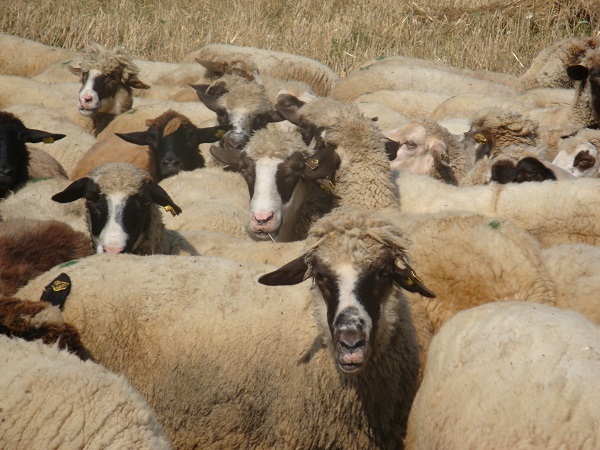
0,334,171,449
210,127,334,241
0,219,92,297
0,33,79,77
405,301,600,450
383,118,470,185
552,127,600,177
0,111,66,199
15,209,432,449
51,162,182,255
3,104,97,177
395,169,600,248
182,43,339,97
68,43,151,136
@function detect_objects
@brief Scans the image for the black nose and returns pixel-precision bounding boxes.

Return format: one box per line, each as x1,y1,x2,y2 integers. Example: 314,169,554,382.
0,166,15,177
162,157,181,168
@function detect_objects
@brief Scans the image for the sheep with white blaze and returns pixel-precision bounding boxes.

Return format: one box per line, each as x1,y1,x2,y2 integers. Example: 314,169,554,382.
0,335,171,450
68,43,151,136
51,162,182,255
405,301,600,450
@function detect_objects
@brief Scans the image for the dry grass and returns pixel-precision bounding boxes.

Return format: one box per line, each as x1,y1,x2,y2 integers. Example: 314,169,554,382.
2,0,600,76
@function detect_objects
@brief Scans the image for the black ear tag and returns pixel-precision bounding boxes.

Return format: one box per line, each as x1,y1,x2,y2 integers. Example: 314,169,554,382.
40,273,72,309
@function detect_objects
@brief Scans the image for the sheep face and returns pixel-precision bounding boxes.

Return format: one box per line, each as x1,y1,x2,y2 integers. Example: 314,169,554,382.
116,110,229,180
195,82,282,150
210,129,307,240
568,63,600,120
258,209,435,374
385,122,451,174
68,66,149,117
0,112,65,198
52,163,181,254
553,140,600,178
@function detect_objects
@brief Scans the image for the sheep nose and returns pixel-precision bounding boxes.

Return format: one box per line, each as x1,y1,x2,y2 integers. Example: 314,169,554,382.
252,212,274,225
102,245,125,254
81,95,93,104
162,157,181,168
0,166,15,177
338,330,366,351
223,132,249,150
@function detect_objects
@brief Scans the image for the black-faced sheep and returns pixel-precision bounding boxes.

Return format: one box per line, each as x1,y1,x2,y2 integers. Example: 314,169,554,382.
0,111,66,198
68,43,151,136
51,162,182,255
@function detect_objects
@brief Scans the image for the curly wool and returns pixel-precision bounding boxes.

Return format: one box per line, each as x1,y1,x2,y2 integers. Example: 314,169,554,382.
470,107,539,155
79,43,141,80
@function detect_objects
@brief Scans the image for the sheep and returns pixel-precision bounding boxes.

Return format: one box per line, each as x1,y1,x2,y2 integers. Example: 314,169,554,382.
405,301,600,450
114,109,229,180
395,169,600,248
0,219,92,297
210,127,334,242
0,334,172,449
16,209,432,449
27,147,68,180
68,43,151,136
552,127,600,177
51,162,182,255
541,243,600,325
0,177,88,234
3,104,97,177
330,63,517,103
0,111,66,199
354,101,410,132
383,118,470,185
0,33,79,77
0,296,88,359
354,90,450,119
182,43,339,97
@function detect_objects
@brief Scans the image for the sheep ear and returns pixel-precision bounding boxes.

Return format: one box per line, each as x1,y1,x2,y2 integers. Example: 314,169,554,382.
384,138,400,161
193,124,232,144
196,90,225,114
126,74,151,90
567,65,589,81
195,58,227,75
392,264,436,298
52,177,90,203
275,94,305,125
430,140,451,168
21,129,66,144
189,83,210,95
115,131,149,146
490,160,517,184
258,256,309,286
144,182,182,216
210,145,241,168
67,65,82,77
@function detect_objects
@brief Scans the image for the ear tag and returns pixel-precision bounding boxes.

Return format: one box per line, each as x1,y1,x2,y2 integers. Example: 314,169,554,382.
474,133,487,143
305,159,319,170
165,205,178,216
215,129,226,139
405,277,414,286
43,137,55,144
51,280,70,292
132,81,146,89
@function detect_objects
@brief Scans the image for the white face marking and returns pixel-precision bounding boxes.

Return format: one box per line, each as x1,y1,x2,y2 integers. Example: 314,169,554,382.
334,264,373,336
553,142,599,177
228,107,251,136
94,192,129,254
249,158,283,233
78,69,102,115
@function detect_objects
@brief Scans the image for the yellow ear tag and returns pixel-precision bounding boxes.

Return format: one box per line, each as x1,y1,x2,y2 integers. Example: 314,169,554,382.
52,280,70,292
132,81,146,89
215,129,226,139
305,159,319,170
165,205,177,216
43,137,55,144
322,180,335,191
405,277,414,286
474,133,487,143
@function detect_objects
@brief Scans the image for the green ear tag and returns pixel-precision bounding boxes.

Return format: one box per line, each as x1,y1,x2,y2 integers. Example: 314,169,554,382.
215,129,226,139
43,137,55,144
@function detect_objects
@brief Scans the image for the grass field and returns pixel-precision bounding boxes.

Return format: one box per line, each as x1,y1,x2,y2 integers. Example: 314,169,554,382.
2,0,600,76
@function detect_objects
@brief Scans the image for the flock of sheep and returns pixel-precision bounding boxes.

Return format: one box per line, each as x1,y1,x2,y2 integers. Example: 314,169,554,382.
2,31,600,449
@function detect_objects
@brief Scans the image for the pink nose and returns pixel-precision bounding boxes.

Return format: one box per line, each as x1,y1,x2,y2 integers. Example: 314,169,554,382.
80,95,93,105
102,245,125,254
252,212,274,225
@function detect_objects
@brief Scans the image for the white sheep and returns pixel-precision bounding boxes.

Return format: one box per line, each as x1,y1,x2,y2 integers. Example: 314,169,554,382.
405,301,600,450
552,127,600,177
355,89,450,119
183,43,339,97
395,169,600,248
0,335,171,449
